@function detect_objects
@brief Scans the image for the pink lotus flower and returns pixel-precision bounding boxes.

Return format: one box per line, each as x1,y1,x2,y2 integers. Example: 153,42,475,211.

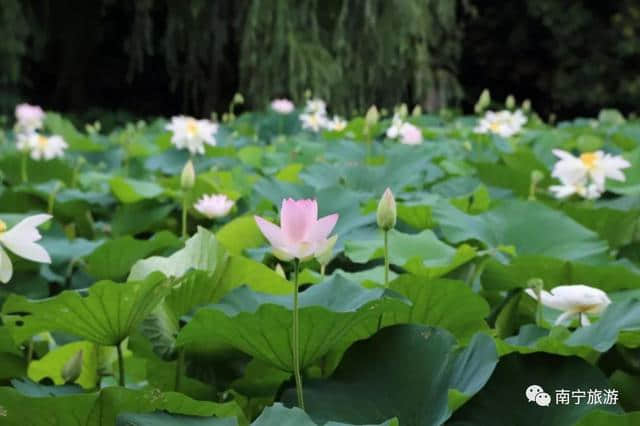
15,103,45,132
271,99,295,114
254,199,338,261
399,122,423,145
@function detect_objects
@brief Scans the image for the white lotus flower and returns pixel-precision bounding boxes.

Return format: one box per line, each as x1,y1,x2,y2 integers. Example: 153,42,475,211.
305,99,327,115
166,116,218,155
0,214,52,283
474,110,527,137
551,149,630,192
525,284,611,326
386,114,404,139
399,122,422,145
327,115,347,132
300,112,328,132
194,194,234,219
271,99,295,114
17,133,68,161
549,181,602,200
15,103,45,133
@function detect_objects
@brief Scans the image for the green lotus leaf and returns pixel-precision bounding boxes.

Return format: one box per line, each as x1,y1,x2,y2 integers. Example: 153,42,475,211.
2,272,170,345
281,325,498,426
432,200,609,263
251,403,398,426
0,386,245,426
448,352,620,425
344,229,476,278
177,275,409,371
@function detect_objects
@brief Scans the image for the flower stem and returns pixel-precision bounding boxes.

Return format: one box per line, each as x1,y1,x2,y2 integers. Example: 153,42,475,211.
535,289,542,326
292,258,305,409
377,230,390,332
116,342,125,387
21,153,28,183
181,195,188,239
71,157,84,188
175,347,185,391
384,230,389,286
47,181,62,214
465,257,489,290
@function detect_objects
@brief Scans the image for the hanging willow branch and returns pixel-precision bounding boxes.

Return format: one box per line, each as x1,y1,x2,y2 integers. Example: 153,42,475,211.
2,0,464,114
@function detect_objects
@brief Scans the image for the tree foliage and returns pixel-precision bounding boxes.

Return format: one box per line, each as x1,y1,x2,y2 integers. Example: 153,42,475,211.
1,0,640,118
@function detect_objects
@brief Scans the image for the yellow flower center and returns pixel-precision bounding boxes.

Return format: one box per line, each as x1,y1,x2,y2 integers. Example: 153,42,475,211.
489,122,502,132
0,219,6,233
186,119,198,137
37,135,49,147
580,152,598,169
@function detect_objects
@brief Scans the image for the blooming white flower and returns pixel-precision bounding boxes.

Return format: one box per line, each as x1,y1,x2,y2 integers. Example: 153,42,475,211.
551,149,630,193
299,112,328,133
549,181,602,200
0,214,52,283
525,284,611,326
305,99,327,115
399,122,422,145
17,133,68,161
194,194,235,219
386,114,404,139
474,110,527,138
166,116,218,155
15,103,45,133
327,115,347,132
271,99,295,114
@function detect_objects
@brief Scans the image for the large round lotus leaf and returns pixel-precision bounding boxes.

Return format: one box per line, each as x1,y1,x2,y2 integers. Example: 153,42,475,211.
448,352,621,426
282,324,498,426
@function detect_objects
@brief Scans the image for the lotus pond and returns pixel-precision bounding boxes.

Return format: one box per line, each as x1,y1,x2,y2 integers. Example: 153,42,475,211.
1,102,640,425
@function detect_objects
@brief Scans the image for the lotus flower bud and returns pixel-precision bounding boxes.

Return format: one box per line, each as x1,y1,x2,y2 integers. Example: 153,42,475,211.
411,105,422,116
376,188,397,231
531,170,544,185
474,89,491,114
233,93,245,105
365,105,379,126
61,350,83,383
397,104,408,119
506,94,516,110
180,160,196,190
522,99,532,112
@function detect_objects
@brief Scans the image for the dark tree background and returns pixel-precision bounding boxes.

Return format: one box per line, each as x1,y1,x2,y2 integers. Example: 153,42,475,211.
1,0,640,124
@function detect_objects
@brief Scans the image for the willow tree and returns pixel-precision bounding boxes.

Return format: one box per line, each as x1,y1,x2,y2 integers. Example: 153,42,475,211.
239,0,463,113
1,0,464,115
